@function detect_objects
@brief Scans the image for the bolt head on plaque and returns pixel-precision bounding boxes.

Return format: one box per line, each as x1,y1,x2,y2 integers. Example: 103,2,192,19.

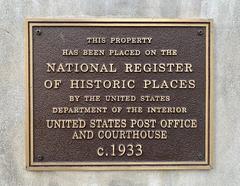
35,29,41,36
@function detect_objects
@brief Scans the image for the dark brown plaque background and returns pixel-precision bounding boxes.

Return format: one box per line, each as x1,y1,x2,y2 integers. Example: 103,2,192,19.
26,19,213,170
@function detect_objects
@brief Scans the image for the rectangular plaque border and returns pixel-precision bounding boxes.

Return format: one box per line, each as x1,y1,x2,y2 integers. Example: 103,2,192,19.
25,18,214,171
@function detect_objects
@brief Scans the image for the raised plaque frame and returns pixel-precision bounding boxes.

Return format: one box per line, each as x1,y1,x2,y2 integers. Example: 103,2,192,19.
25,18,213,170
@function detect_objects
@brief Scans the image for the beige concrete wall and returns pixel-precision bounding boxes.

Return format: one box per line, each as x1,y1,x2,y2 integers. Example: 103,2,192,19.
0,0,240,185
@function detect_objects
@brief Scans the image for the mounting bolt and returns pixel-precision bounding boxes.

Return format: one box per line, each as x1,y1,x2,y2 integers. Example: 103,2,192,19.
37,155,44,161
198,30,204,36
197,153,204,160
36,29,42,35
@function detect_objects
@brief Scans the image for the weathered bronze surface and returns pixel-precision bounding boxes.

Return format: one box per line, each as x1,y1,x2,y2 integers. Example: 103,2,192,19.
25,19,213,170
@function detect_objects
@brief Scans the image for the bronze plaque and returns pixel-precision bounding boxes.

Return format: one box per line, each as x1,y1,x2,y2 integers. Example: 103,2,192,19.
25,19,213,170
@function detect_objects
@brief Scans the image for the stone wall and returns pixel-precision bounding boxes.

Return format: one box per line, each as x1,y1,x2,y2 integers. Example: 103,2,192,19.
0,0,240,185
